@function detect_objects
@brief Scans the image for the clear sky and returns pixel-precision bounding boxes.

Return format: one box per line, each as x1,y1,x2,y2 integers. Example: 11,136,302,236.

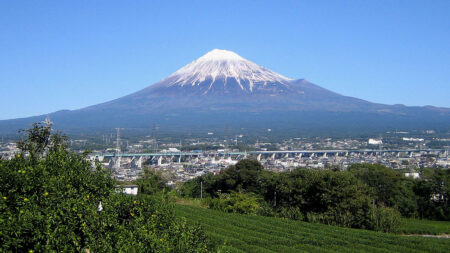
1,0,449,120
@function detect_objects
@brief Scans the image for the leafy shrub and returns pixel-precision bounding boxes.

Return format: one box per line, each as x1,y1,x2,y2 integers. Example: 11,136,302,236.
207,191,261,215
255,200,275,217
306,210,366,228
275,207,304,220
275,168,373,229
88,193,210,252
0,123,210,252
135,169,170,195
370,206,402,233
413,168,450,220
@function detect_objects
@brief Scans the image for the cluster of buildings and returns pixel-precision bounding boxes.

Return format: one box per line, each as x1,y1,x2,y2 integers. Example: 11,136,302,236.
2,132,449,185
90,147,448,184
0,142,19,159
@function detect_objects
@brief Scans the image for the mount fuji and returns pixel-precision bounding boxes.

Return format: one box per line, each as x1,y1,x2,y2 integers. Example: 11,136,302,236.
1,49,449,135
88,49,394,112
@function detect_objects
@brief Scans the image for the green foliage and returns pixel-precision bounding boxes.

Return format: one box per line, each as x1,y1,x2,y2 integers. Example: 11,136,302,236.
349,164,418,217
275,168,373,229
16,123,53,159
134,169,170,195
180,159,273,199
274,206,304,220
413,167,450,220
207,191,262,215
0,124,210,252
88,193,210,252
370,206,402,233
182,160,375,229
180,172,220,199
176,204,450,253
182,160,449,232
218,159,265,194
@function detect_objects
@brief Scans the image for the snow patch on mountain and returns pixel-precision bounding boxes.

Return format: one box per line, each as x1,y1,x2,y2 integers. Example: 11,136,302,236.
198,49,244,61
164,49,293,93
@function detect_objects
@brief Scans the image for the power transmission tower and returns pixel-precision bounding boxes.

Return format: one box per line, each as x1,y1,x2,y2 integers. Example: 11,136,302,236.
115,128,121,171
225,126,229,150
152,123,158,153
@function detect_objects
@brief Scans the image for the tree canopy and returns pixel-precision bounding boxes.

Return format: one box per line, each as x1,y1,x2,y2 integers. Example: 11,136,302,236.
348,164,417,217
181,159,449,231
0,123,210,252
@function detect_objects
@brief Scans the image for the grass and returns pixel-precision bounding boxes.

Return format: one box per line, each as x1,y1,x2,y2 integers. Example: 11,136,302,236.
175,204,450,253
399,218,450,235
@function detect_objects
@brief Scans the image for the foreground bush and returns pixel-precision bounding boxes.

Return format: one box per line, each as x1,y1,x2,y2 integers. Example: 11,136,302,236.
0,123,209,252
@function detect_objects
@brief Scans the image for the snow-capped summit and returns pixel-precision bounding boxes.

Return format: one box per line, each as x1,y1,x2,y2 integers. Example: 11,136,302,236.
159,49,292,94
121,49,344,101
197,49,244,61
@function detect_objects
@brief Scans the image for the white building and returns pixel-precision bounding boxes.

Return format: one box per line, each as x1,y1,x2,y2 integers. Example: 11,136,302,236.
402,137,424,142
404,172,420,179
368,138,383,145
115,185,138,195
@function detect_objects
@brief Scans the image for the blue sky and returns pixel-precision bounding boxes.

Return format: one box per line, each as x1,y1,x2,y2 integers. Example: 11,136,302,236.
1,0,449,120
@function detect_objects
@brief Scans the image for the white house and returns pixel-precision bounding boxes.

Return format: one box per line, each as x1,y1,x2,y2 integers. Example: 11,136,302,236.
368,138,383,145
114,185,138,195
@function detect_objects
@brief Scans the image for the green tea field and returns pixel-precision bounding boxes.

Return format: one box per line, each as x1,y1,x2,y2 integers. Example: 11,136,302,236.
400,218,450,235
175,205,450,253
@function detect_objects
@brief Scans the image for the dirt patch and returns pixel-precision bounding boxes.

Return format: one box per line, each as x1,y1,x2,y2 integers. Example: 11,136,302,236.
175,198,208,208
402,234,450,239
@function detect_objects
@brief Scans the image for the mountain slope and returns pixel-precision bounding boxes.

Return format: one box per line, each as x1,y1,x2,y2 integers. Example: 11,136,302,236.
1,49,449,135
86,49,382,113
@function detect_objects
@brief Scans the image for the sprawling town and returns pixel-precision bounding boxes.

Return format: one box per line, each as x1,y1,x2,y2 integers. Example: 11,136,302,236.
2,130,448,184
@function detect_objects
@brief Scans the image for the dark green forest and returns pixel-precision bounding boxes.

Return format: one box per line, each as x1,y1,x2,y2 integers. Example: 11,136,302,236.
181,160,449,232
